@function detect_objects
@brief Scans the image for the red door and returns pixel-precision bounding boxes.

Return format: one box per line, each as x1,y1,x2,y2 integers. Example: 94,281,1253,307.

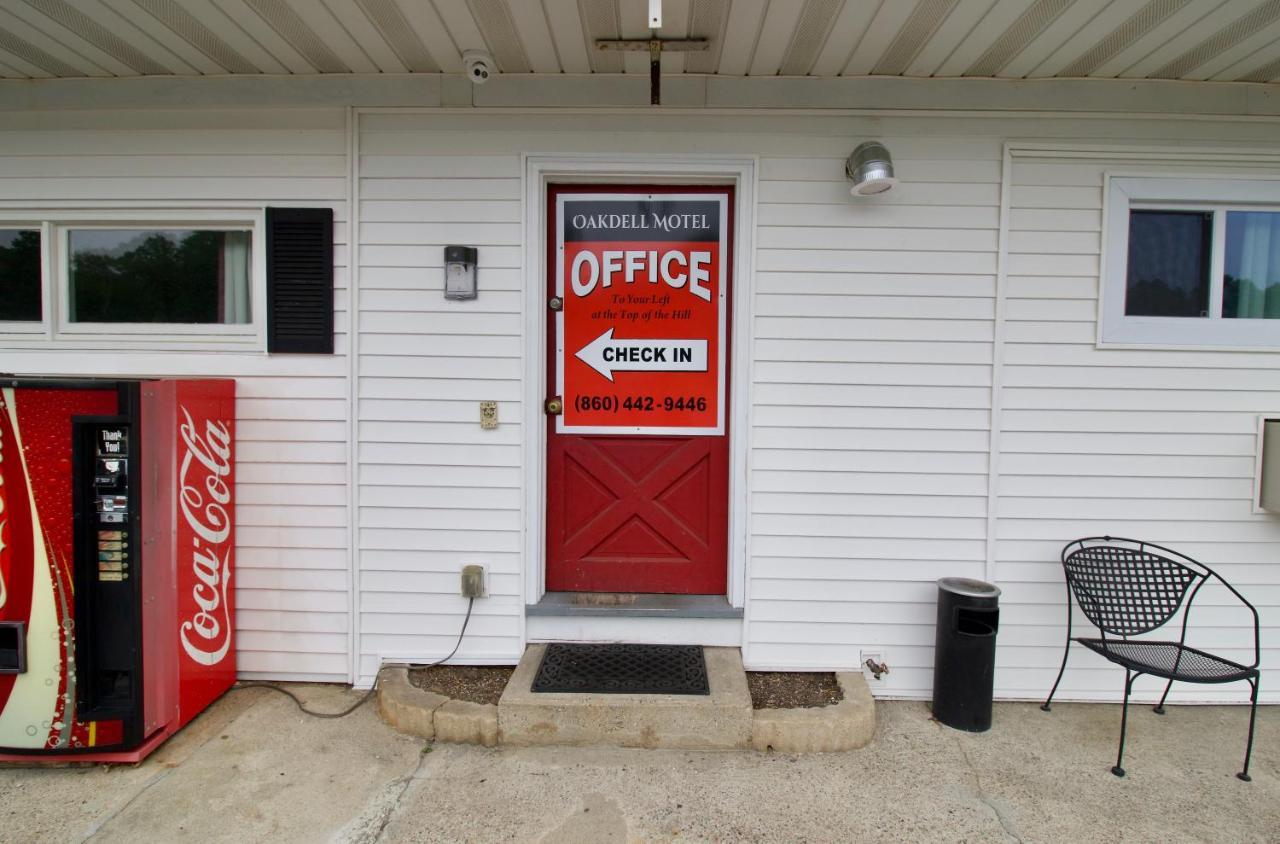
545,185,732,594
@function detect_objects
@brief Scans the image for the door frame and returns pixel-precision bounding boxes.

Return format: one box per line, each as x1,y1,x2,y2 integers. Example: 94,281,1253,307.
522,155,757,619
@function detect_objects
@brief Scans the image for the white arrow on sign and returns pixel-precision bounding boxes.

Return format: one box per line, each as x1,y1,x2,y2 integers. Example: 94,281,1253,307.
575,328,708,382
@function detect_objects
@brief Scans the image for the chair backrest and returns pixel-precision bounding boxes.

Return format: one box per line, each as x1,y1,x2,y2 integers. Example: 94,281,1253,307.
1062,541,1201,636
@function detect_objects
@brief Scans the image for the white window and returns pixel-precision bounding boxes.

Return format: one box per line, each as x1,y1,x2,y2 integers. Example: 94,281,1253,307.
0,210,266,350
1102,177,1280,348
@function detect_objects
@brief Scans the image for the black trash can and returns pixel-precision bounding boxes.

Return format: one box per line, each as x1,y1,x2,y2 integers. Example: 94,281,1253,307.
932,577,1001,732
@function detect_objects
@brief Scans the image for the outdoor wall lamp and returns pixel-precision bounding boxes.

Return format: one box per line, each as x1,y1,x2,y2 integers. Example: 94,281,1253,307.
846,141,897,196
444,245,478,300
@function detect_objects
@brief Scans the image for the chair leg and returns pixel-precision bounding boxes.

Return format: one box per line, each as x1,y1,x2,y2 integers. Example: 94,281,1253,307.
1153,678,1174,715
1238,678,1260,782
1112,670,1135,777
1041,638,1072,712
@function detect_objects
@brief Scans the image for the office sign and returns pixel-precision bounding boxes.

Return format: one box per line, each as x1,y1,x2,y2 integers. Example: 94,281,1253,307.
555,192,728,435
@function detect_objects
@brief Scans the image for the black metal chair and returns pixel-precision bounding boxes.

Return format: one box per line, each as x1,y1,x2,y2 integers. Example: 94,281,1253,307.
1041,536,1261,780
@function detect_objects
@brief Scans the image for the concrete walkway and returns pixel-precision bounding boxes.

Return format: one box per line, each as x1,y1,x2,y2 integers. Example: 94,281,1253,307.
0,684,1275,843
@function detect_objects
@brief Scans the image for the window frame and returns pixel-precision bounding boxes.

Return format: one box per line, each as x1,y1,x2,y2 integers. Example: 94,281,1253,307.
1101,175,1280,350
0,208,267,352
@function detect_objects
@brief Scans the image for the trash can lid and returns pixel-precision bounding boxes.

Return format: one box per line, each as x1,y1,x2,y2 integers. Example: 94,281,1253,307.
937,577,1001,598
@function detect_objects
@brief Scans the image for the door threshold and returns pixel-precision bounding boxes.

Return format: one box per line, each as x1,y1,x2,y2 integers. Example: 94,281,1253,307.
527,592,743,619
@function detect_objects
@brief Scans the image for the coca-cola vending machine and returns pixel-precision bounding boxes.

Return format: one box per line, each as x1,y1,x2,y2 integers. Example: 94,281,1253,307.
0,378,235,763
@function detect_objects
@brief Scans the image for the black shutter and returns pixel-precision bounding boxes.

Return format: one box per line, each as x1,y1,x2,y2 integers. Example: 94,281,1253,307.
266,207,334,354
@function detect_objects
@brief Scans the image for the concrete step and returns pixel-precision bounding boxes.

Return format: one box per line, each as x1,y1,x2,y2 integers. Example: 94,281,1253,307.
378,647,877,752
498,645,754,750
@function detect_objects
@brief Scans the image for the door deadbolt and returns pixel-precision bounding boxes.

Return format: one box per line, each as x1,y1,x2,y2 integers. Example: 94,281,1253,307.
548,297,563,311
545,397,564,415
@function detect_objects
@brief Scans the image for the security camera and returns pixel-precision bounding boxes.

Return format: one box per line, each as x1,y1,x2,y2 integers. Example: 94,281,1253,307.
463,50,494,84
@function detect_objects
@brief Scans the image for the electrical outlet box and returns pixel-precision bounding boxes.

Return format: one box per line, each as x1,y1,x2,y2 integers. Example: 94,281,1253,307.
460,564,485,598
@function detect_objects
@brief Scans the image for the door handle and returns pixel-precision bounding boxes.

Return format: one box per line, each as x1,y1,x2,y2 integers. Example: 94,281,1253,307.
545,397,563,415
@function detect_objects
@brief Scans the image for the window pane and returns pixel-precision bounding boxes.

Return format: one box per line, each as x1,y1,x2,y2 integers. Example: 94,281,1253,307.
0,229,42,322
1224,211,1280,319
1125,210,1212,317
69,229,251,324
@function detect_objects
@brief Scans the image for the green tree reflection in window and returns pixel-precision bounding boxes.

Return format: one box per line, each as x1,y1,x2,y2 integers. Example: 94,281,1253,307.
1224,211,1280,320
69,229,250,324
1125,210,1212,318
0,230,42,322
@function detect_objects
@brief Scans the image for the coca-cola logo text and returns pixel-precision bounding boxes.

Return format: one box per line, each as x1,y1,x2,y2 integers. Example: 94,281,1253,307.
178,406,233,666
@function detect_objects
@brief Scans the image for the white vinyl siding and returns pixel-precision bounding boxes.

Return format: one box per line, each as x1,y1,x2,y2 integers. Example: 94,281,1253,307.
353,112,1280,703
747,141,1000,696
0,108,351,682
356,116,526,682
5,101,1279,705
351,115,1007,687
999,149,1280,703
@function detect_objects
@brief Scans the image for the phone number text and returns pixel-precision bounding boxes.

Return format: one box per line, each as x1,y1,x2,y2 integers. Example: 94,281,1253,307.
574,395,709,413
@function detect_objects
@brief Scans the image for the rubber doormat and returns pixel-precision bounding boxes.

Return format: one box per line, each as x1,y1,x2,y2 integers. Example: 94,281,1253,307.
530,643,709,695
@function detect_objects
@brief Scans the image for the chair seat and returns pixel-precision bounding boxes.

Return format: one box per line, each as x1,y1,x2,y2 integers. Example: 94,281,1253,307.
1076,638,1258,684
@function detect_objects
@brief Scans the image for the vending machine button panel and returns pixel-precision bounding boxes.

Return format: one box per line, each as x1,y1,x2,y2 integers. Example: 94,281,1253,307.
91,427,131,581
75,418,140,718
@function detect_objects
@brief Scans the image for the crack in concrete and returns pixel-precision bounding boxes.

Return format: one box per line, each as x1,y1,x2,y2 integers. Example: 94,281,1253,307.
79,766,178,843
953,733,1024,844
365,746,434,844
538,792,629,843
78,686,270,843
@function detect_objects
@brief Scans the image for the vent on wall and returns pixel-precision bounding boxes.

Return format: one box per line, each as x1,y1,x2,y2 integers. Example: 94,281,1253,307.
266,207,334,354
1259,418,1280,513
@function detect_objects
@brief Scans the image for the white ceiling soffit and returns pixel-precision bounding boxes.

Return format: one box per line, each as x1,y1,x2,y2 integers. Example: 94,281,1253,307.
0,0,1277,83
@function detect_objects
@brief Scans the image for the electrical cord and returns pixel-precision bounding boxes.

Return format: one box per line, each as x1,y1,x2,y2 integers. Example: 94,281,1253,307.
236,681,378,719
234,596,476,719
408,595,474,670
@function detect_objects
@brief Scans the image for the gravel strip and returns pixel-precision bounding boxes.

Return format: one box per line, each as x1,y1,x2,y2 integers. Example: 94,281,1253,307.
746,672,843,709
409,666,514,706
